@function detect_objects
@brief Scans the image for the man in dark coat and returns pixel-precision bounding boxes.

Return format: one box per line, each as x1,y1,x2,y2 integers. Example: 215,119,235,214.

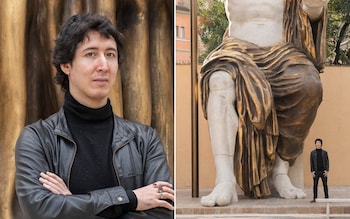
310,138,329,202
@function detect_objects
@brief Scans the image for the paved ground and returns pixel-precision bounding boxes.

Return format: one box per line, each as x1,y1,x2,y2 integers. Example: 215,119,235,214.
176,186,350,219
176,214,350,219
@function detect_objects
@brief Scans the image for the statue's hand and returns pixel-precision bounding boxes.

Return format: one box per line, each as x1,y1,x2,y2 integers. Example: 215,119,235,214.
302,0,328,8
302,0,328,20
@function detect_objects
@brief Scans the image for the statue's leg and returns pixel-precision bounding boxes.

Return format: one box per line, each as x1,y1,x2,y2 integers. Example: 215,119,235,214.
270,63,322,199
201,71,238,207
288,153,304,189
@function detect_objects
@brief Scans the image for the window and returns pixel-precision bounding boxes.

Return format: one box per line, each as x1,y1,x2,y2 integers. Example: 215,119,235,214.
176,26,185,39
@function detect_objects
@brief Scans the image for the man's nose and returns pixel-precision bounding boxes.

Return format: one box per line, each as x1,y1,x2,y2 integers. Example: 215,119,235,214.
97,55,108,71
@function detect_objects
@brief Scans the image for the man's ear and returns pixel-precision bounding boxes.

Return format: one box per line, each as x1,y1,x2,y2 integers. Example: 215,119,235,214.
60,63,71,75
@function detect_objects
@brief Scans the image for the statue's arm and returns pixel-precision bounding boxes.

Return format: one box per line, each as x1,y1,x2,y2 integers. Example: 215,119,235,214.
302,0,328,20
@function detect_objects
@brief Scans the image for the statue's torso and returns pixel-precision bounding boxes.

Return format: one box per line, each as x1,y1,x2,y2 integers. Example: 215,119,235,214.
225,0,284,47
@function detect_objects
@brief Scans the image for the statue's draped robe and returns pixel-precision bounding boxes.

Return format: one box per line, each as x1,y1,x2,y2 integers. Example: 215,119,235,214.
200,0,326,198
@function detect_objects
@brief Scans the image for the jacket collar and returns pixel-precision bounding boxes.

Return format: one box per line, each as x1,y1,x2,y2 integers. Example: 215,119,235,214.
54,108,135,151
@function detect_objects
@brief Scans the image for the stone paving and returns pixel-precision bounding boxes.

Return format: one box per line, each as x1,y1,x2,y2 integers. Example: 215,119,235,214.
176,186,350,219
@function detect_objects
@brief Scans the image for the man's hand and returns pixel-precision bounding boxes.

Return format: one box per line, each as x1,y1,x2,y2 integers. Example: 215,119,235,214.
312,171,315,177
39,172,72,195
39,173,175,211
324,170,328,177
133,181,174,211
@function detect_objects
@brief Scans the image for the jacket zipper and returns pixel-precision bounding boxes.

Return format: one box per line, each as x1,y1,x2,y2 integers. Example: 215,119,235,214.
112,136,135,186
55,132,77,189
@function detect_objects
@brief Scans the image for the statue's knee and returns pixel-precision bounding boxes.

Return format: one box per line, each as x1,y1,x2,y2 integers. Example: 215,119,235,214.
207,71,236,111
302,74,322,101
291,64,322,99
209,71,234,91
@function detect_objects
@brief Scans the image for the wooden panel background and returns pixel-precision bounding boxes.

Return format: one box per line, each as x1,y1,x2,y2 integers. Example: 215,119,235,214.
0,0,174,218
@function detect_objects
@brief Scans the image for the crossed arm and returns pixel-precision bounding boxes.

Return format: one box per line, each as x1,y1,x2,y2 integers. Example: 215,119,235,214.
16,122,174,218
39,171,174,211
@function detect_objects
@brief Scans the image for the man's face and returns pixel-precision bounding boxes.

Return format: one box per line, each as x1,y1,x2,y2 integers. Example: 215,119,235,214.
61,30,118,108
315,140,322,149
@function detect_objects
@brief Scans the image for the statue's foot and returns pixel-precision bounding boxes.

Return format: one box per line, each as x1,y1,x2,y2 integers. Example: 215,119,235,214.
201,181,238,207
272,174,306,199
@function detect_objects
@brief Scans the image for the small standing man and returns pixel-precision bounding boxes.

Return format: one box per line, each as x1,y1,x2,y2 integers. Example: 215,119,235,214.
310,138,329,202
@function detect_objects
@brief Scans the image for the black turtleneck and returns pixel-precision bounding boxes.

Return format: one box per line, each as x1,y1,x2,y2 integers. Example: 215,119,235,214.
316,148,324,171
64,92,115,193
63,92,137,216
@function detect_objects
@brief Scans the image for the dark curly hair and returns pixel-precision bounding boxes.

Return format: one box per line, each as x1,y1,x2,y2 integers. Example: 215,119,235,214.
52,13,123,92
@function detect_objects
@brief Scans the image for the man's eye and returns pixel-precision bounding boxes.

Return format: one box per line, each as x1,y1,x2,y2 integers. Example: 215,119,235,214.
86,52,95,57
106,53,116,57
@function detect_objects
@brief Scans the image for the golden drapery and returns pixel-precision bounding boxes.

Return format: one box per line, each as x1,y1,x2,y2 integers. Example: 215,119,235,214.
200,0,326,198
0,0,173,218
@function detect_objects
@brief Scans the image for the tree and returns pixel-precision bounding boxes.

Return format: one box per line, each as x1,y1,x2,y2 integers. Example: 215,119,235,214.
327,0,350,65
198,0,227,63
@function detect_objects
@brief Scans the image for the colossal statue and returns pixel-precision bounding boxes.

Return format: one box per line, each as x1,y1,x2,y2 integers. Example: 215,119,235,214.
200,0,328,206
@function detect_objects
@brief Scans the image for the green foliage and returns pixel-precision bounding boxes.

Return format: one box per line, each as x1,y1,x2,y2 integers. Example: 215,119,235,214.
198,0,227,63
327,0,350,65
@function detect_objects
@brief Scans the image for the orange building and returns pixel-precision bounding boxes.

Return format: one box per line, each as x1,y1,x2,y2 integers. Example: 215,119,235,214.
176,0,204,64
176,0,191,64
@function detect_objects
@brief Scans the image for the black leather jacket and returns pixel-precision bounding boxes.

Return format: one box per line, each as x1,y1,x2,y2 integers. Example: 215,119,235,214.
15,108,173,219
310,149,329,172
